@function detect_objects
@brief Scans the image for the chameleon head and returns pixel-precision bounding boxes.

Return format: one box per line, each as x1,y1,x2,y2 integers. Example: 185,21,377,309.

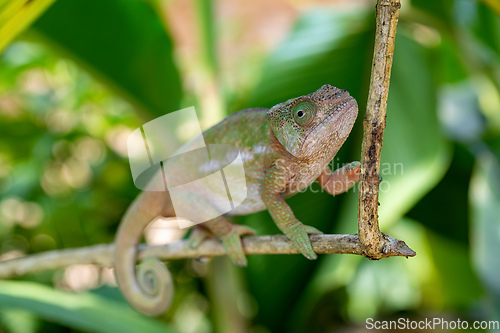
266,84,358,159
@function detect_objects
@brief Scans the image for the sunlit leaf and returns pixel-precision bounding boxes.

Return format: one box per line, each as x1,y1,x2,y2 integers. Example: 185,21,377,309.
0,0,56,53
426,231,483,308
0,308,38,333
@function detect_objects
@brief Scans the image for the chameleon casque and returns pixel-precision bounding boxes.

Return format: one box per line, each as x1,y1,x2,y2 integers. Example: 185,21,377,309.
114,84,360,315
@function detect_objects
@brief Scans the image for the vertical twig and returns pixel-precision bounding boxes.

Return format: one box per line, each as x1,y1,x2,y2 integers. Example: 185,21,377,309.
357,0,416,259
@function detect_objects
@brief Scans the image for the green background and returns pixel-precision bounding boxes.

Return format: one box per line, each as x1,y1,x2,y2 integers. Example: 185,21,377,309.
0,0,499,332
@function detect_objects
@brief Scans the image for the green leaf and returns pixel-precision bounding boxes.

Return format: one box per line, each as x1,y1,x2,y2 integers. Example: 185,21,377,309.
427,230,483,309
0,309,38,333
471,2,500,57
470,151,500,304
407,143,474,244
433,36,469,84
30,0,182,118
0,281,174,333
410,0,455,28
378,31,451,227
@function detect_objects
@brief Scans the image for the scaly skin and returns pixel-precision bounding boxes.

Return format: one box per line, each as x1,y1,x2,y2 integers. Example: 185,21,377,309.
114,84,359,315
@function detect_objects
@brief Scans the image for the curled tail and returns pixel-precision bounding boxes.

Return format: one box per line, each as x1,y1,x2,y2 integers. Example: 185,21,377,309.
114,191,175,315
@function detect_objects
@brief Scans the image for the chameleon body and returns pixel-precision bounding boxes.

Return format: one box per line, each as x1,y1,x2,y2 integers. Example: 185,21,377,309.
115,85,360,315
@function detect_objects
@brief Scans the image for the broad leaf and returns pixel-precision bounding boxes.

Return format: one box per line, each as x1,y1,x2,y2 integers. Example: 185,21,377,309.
0,281,174,333
470,151,500,314
30,0,182,118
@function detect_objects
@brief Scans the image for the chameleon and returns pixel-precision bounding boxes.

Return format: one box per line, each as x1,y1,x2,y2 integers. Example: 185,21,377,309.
114,84,360,315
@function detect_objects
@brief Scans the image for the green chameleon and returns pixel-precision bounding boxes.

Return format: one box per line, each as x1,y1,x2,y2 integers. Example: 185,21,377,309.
114,84,360,315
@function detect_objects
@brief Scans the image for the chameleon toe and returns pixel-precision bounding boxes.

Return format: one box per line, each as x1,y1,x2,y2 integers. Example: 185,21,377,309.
188,227,211,249
303,225,323,235
220,232,248,267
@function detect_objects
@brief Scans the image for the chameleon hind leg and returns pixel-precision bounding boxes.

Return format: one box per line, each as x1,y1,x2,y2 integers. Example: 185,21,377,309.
189,216,256,266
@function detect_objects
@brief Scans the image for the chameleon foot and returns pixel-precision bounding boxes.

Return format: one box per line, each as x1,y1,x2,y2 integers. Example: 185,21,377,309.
188,226,212,249
219,225,256,266
318,161,360,195
286,222,323,260
188,226,216,263
345,161,361,182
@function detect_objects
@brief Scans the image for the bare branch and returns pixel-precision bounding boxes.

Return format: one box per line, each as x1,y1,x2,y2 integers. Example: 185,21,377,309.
0,233,414,279
357,0,415,259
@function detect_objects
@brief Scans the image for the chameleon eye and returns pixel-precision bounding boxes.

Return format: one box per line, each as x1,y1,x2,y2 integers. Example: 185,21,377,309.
293,101,316,126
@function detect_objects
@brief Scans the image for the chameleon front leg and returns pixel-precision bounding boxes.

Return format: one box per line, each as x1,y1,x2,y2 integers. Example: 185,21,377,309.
261,165,322,260
317,161,360,195
189,217,256,266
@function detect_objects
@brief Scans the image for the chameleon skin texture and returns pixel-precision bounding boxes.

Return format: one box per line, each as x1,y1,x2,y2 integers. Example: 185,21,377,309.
114,84,359,315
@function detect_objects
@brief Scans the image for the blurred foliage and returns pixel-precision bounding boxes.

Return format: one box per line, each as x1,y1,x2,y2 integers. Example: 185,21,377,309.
0,0,499,332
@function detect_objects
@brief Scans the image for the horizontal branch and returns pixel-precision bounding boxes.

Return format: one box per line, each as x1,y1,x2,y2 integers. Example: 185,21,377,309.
0,234,415,279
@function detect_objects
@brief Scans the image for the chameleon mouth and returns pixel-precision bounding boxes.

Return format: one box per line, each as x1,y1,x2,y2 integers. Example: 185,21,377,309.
327,95,357,122
299,95,358,156
313,95,358,134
